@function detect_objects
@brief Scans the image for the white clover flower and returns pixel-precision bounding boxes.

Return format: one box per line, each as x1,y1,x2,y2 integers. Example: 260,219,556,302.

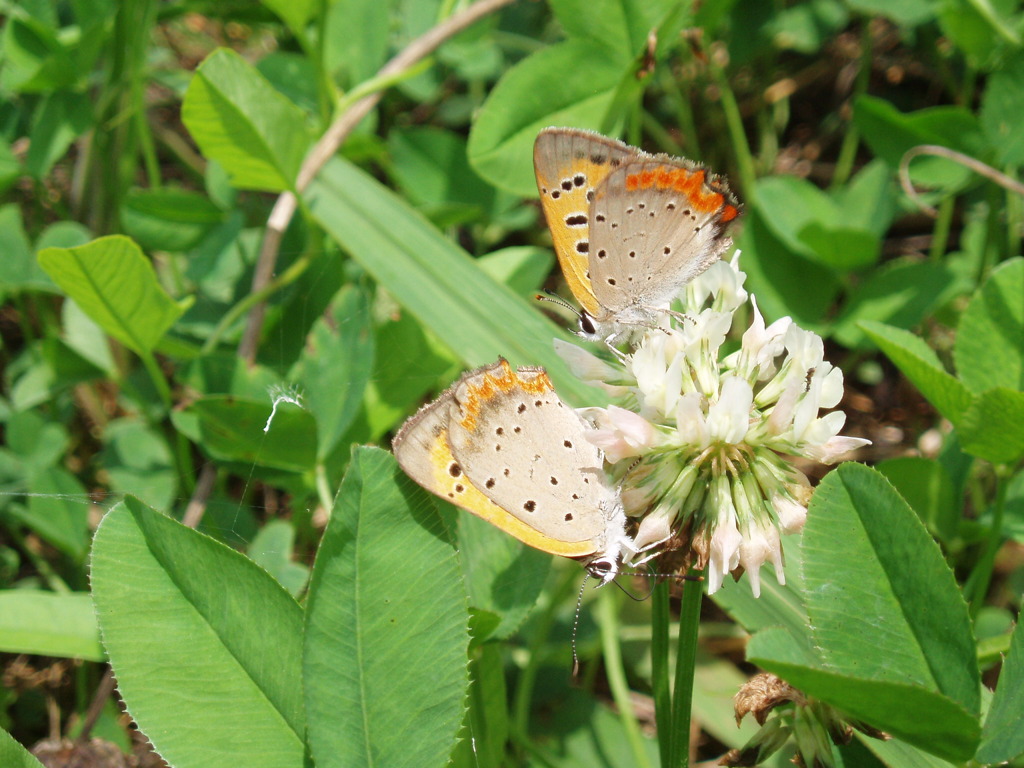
555,255,869,595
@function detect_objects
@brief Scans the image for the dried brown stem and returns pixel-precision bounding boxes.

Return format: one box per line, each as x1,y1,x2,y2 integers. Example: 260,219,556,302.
899,144,1024,217
237,0,517,363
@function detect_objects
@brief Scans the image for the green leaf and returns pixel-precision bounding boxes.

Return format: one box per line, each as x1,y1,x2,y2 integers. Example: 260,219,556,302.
302,157,605,406
980,51,1024,165
860,320,972,423
37,235,189,355
260,0,316,37
121,188,226,252
0,728,46,768
324,0,392,87
100,418,176,512
549,0,678,58
954,257,1024,394
875,457,958,542
181,48,312,192
0,137,21,195
0,204,53,293
303,447,468,768
0,591,103,661
388,126,498,212
247,520,309,597
752,176,880,271
172,395,318,473
91,497,306,768
0,16,76,93
291,286,374,460
853,96,984,189
476,246,553,298
832,259,955,348
957,387,1024,464
6,409,67,470
25,91,92,180
736,212,841,330
753,464,981,763
458,510,550,641
977,619,1024,763
15,468,89,560
467,40,628,196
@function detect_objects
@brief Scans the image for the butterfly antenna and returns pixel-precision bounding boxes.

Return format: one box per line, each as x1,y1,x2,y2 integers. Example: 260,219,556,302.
571,573,591,678
535,290,582,319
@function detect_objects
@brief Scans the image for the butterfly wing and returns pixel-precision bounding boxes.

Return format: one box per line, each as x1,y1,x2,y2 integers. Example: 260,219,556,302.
534,128,640,318
588,159,740,319
392,363,602,558
446,360,620,552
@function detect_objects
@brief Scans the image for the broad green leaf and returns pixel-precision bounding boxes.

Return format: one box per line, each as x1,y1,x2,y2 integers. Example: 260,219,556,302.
172,396,318,473
954,257,1024,394
291,285,374,460
325,0,392,86
735,211,841,331
0,591,103,661
860,320,973,423
752,463,981,762
549,0,678,58
853,96,984,189
303,157,605,406
468,40,628,196
388,126,498,212
458,509,550,641
91,497,306,768
100,418,176,512
832,259,954,348
980,51,1024,165
121,188,226,252
977,619,1024,763
304,447,468,768
247,520,309,597
939,0,1021,68
260,0,316,37
0,728,46,768
957,387,1024,464
476,246,553,298
25,91,92,179
0,16,76,93
62,299,115,375
6,409,67,470
835,159,900,238
37,235,189,355
7,468,89,560
844,0,938,25
0,204,53,293
753,176,880,271
875,457,958,542
182,48,312,192
767,0,849,53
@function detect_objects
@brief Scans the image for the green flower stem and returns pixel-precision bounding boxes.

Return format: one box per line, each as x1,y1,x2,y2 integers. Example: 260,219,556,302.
929,197,955,261
668,574,703,768
831,22,873,189
965,466,1009,615
597,587,653,768
709,63,756,192
651,577,672,768
202,250,313,356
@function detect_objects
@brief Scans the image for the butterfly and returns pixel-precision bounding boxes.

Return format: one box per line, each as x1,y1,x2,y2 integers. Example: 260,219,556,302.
392,359,632,582
533,128,741,341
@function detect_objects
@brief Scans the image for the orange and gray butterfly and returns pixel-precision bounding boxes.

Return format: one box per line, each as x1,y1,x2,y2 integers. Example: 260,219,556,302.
392,359,630,579
533,127,741,339
588,159,738,328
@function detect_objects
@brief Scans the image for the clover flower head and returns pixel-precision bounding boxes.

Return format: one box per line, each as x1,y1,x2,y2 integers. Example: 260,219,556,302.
557,255,869,595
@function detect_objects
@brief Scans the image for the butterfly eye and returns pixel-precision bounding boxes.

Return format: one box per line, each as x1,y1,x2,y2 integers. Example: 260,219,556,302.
579,312,597,337
587,559,615,579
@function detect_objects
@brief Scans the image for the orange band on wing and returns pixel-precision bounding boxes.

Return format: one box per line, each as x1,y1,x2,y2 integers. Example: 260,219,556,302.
625,167,731,218
457,360,553,432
